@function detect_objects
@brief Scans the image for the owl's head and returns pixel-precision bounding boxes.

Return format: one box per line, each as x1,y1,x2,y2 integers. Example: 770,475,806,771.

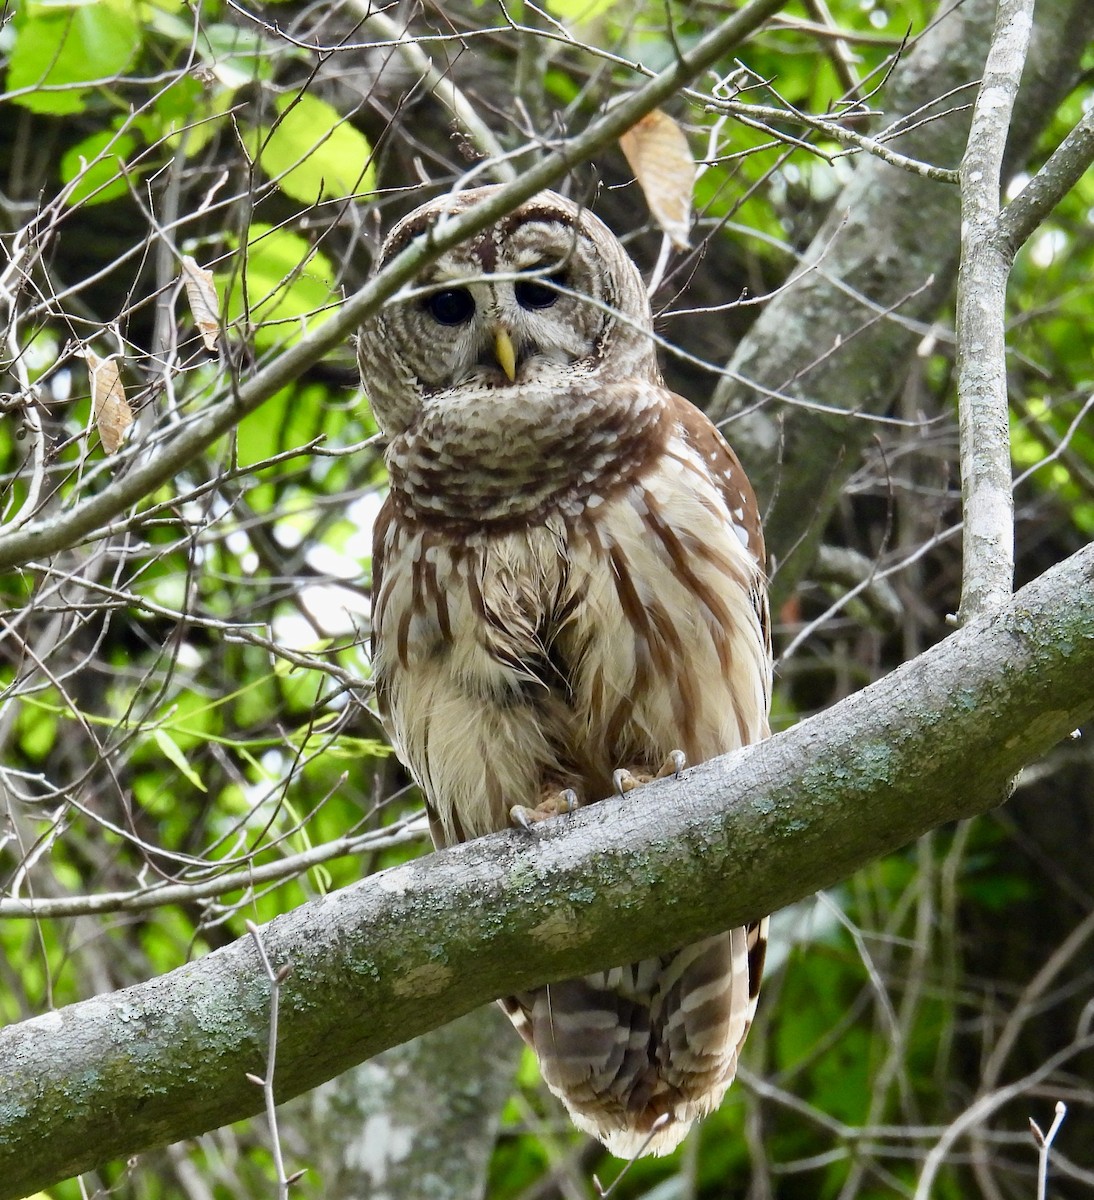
357,188,656,436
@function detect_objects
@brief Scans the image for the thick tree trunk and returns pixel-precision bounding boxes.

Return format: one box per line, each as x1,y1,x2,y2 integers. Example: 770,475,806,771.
297,1007,519,1200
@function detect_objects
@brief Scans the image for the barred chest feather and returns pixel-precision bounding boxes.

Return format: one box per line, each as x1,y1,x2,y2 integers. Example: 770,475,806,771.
370,409,770,845
383,370,668,526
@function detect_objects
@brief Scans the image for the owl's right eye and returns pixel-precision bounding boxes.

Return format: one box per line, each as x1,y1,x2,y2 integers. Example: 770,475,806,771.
422,288,475,326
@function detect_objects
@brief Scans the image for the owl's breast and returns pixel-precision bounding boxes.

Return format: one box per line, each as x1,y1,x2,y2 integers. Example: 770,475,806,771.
385,375,670,527
370,511,581,840
370,426,769,844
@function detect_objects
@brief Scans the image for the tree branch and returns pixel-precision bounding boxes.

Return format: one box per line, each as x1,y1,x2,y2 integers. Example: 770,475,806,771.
996,103,1094,255
0,0,790,574
1,542,1091,1199
955,0,1034,620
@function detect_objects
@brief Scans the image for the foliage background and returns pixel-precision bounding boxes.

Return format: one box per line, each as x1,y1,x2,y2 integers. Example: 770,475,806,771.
0,0,1091,1197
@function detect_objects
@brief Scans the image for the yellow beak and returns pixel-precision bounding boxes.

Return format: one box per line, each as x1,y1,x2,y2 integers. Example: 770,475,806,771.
494,327,517,382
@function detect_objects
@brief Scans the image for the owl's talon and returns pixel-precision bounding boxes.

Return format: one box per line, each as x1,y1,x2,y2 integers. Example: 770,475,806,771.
614,753,685,797
657,750,687,781
510,788,581,832
613,768,639,796
510,805,537,832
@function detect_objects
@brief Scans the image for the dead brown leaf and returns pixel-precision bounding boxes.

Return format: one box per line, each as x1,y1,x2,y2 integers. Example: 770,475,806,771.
181,255,220,352
81,349,132,455
619,109,695,251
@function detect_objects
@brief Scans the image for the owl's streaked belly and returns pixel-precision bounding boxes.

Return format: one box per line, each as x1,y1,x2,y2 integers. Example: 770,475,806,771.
372,449,769,846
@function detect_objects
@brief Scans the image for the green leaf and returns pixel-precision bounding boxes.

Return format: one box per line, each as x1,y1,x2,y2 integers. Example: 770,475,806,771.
221,223,336,350
252,92,375,203
199,21,287,88
7,1,140,115
546,0,617,19
17,698,58,761
153,728,207,793
60,130,137,206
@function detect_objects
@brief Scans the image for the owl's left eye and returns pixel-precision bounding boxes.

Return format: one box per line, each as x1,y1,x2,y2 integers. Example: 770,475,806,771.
423,288,476,326
515,271,567,311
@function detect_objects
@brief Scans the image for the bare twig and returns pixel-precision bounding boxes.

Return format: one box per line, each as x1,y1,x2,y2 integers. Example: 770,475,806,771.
0,817,427,919
246,921,299,1199
699,96,960,182
591,1115,671,1195
913,1036,1094,1200
1030,1101,1067,1200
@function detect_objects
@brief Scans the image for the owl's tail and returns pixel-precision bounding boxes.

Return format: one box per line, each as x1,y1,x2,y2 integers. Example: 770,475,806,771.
500,920,768,1158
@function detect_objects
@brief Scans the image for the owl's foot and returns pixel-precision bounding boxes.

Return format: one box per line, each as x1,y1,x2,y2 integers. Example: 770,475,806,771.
613,751,687,796
510,788,580,832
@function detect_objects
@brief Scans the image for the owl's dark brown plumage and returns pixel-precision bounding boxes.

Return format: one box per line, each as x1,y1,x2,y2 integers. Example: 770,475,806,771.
359,187,771,1157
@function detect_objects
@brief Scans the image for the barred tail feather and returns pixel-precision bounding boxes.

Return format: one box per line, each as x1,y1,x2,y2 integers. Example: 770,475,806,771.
499,919,768,1157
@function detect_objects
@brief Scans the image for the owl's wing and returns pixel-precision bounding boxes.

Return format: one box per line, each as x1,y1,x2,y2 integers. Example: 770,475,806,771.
668,392,765,562
667,391,770,651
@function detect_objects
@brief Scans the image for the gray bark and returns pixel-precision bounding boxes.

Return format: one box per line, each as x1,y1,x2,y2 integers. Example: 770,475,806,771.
299,1007,519,1199
0,542,1091,1199
955,0,1035,619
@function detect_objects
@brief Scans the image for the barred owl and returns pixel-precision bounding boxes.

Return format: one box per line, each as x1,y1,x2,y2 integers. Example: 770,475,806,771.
359,187,772,1158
